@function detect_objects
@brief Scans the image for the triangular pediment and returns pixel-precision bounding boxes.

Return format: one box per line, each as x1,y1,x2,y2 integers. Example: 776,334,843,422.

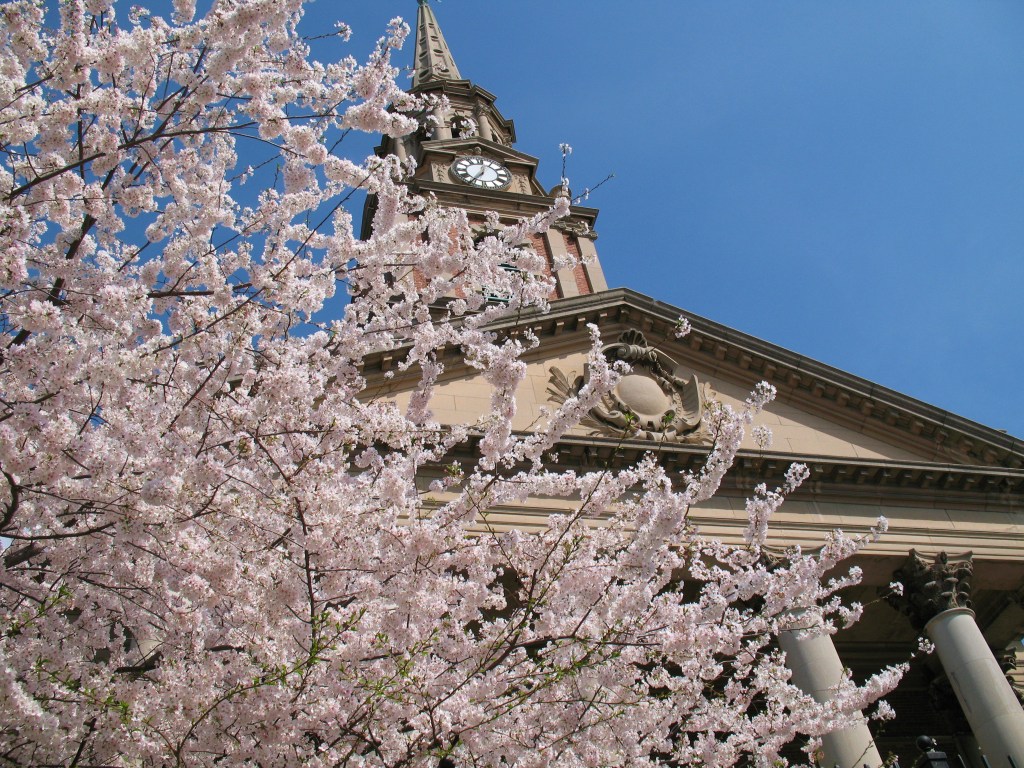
367,289,1024,485
414,140,550,198
421,139,539,168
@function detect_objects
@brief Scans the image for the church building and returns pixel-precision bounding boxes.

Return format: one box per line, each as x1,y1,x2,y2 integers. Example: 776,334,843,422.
363,3,1024,766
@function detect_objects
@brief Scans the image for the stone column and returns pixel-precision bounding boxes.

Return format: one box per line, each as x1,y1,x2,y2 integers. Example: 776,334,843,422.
474,108,494,142
431,107,451,140
393,136,408,163
780,621,884,768
891,551,1024,768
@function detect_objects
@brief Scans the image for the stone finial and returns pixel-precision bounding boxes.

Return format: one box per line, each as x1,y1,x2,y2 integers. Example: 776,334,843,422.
888,550,973,630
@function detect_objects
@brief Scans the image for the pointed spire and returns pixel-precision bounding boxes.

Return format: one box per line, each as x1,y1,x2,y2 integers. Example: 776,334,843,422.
413,0,463,88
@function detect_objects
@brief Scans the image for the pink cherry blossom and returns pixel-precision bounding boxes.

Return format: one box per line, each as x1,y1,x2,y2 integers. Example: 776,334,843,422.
0,2,903,765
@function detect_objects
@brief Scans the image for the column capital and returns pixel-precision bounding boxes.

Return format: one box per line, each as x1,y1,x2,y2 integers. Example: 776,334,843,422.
889,550,973,630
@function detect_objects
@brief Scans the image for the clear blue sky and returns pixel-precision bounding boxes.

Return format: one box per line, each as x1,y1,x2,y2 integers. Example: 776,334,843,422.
311,1,1024,438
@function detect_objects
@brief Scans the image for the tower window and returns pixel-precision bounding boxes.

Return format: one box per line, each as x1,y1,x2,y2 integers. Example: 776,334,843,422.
484,263,527,304
450,113,474,139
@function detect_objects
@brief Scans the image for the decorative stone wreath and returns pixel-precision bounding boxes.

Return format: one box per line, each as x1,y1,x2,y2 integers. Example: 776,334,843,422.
549,329,709,442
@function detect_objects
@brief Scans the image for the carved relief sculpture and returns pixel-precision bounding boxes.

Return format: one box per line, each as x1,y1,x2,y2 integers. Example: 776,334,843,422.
549,330,710,442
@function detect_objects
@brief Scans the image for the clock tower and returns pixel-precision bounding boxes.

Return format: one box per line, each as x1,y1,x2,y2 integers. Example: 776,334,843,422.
362,0,608,300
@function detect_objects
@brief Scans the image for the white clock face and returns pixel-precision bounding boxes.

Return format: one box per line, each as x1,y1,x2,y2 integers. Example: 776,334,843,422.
451,156,512,190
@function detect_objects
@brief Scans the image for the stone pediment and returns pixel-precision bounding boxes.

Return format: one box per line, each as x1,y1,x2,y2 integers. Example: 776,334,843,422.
419,139,539,168
537,290,1022,469
367,288,1024,477
413,140,556,200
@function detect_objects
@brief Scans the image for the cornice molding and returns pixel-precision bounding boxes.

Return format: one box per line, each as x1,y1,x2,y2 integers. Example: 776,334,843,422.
410,79,500,105
408,431,1024,507
549,435,1024,502
409,179,600,223
417,139,541,166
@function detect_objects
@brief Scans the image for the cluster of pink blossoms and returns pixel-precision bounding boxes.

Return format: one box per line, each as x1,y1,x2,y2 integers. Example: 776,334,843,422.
0,1,902,765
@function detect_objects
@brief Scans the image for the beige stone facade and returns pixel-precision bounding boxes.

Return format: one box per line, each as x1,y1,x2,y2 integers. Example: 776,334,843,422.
363,3,1024,766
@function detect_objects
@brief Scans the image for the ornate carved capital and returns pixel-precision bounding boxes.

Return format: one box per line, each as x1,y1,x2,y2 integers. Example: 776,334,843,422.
888,550,973,630
759,548,788,572
761,545,826,571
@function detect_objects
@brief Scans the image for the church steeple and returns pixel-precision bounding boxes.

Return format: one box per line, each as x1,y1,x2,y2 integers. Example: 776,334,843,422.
362,1,608,300
413,0,462,87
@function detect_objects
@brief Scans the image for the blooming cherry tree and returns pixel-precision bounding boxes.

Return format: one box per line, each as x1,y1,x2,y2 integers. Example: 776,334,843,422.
0,1,902,765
